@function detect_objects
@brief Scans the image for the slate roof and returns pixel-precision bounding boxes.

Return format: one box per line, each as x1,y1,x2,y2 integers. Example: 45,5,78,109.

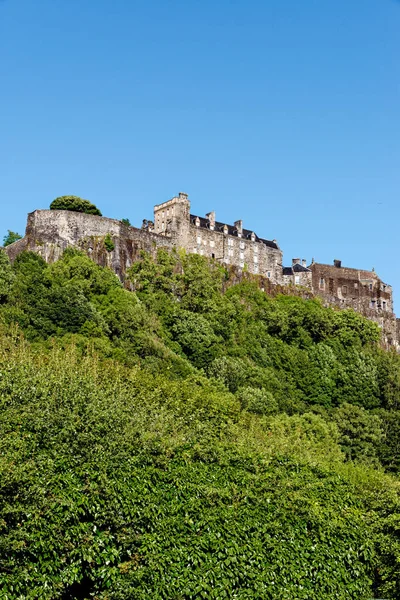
283,263,311,275
190,214,279,249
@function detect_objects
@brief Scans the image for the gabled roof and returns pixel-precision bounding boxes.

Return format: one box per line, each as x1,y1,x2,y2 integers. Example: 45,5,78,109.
190,214,279,249
283,264,311,275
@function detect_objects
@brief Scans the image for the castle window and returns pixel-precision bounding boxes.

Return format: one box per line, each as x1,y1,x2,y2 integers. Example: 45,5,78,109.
370,300,376,309
383,301,387,310
319,277,325,290
228,249,233,257
240,261,244,268
240,241,245,250
369,283,373,290
254,256,258,264
254,265,259,273
228,238,233,247
254,245,258,253
162,222,165,231
195,217,200,227
197,236,201,244
211,253,215,259
223,225,228,235
210,240,215,248
383,285,387,291
354,283,358,289
342,285,347,295
240,252,244,260
267,271,271,278
295,275,300,285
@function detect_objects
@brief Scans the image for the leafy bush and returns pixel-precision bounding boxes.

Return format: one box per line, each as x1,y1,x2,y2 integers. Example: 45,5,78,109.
0,338,398,599
50,195,102,216
0,250,14,302
104,233,115,252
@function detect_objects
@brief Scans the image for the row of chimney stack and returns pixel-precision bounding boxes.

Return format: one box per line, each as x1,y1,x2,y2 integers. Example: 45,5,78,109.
292,258,307,268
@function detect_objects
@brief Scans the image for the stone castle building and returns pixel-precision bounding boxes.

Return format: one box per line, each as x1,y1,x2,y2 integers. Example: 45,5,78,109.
153,192,283,284
4,191,398,347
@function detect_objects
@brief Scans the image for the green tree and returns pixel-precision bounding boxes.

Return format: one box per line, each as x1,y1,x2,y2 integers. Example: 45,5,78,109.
50,195,102,216
332,402,383,464
0,250,14,303
3,230,22,247
121,218,131,226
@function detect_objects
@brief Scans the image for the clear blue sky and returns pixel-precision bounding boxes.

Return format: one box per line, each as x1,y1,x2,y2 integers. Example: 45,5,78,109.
1,0,399,300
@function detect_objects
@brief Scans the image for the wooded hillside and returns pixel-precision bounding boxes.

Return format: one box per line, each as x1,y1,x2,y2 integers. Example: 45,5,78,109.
0,248,399,599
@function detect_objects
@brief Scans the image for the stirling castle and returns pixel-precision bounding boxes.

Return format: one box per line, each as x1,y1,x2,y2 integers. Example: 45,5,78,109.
5,191,399,348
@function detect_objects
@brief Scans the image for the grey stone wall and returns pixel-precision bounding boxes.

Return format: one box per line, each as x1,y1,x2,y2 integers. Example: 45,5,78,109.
6,210,174,278
185,225,283,283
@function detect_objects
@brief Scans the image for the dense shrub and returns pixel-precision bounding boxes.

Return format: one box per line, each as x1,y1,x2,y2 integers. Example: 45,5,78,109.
0,248,399,597
50,195,102,216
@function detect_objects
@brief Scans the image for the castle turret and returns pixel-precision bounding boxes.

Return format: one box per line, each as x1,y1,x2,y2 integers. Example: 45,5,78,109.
153,192,190,237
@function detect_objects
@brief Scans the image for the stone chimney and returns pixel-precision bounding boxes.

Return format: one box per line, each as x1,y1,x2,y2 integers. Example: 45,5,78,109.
302,259,307,267
234,219,243,237
292,258,301,266
334,259,342,268
206,211,216,229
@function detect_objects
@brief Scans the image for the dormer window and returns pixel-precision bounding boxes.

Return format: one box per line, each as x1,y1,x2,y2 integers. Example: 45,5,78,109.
195,217,200,227
223,225,228,235
251,232,256,242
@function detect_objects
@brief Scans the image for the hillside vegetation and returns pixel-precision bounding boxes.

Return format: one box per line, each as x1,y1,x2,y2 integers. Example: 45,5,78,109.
0,247,399,599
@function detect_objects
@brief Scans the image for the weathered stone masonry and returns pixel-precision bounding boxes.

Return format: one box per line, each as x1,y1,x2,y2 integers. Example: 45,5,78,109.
4,191,398,347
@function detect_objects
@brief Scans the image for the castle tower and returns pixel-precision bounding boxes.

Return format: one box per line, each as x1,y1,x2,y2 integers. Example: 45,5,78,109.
153,192,190,238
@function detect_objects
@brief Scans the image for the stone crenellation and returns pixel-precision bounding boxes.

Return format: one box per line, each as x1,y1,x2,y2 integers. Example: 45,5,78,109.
4,191,399,348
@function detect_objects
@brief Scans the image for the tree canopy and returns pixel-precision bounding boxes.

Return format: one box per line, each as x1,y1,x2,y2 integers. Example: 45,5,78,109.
2,230,22,247
50,195,102,216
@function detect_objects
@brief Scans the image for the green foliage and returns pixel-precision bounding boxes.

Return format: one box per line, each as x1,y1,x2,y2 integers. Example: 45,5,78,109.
50,195,102,216
0,250,14,303
0,248,399,598
237,386,278,414
104,233,115,252
0,338,398,599
2,229,22,247
375,409,400,474
332,403,383,465
121,217,131,226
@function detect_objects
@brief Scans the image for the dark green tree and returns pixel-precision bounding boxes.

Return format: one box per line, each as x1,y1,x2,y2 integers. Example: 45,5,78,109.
3,230,22,247
50,195,102,216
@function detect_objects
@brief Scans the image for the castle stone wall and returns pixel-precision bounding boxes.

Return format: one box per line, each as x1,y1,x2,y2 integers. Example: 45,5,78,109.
6,210,174,278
